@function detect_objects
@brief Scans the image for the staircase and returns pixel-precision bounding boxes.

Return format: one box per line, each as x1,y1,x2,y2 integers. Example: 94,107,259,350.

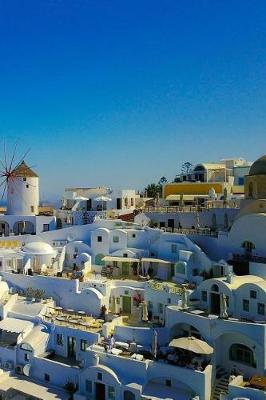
211,368,230,400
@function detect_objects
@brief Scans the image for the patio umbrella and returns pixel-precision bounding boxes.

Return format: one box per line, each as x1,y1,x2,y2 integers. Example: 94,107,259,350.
152,329,158,359
181,288,188,309
220,293,228,319
169,336,213,355
142,301,148,322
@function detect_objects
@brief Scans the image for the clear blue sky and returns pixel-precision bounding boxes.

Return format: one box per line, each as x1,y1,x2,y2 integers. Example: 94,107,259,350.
0,1,265,200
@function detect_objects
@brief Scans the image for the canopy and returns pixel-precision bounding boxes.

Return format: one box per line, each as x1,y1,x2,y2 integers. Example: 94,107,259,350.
94,196,112,202
141,257,171,264
166,194,208,201
103,256,139,263
0,317,33,334
169,336,213,355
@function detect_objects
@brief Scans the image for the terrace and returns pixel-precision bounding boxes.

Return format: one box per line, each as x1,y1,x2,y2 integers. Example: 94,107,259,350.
169,304,266,325
43,307,104,333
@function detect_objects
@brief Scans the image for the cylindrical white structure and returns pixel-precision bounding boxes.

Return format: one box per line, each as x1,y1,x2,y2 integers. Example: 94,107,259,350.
7,161,39,216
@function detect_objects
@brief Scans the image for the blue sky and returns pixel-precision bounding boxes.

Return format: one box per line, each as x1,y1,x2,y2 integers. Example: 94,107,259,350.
0,1,266,200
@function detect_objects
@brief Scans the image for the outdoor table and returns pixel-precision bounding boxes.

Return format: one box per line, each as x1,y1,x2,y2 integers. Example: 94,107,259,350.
111,348,122,355
250,376,266,390
115,341,129,350
190,309,205,315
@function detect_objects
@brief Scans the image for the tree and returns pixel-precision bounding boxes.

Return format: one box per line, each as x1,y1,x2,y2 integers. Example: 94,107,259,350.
181,162,193,175
158,176,168,185
144,183,160,198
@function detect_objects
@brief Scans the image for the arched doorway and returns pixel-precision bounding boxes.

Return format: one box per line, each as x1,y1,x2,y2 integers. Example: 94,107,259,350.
124,391,135,400
13,221,35,235
0,221,10,236
95,253,105,266
210,284,220,315
229,343,256,368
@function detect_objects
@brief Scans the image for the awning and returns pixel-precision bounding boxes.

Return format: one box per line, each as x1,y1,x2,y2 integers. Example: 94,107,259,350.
166,194,208,201
103,256,139,263
0,317,34,334
169,336,213,355
141,258,171,264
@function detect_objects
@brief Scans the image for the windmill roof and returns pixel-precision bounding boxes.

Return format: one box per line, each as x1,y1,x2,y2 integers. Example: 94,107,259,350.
12,161,38,178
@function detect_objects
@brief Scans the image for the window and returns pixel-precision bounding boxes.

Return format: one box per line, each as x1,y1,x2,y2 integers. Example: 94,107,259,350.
176,261,186,275
56,334,63,345
132,233,136,238
80,339,87,351
258,303,265,315
31,206,34,213
229,344,256,367
201,291,207,302
243,299,249,312
24,353,30,361
167,298,171,304
43,224,49,232
123,253,128,258
108,386,115,400
44,373,50,382
97,236,102,242
113,236,119,243
250,290,257,299
85,380,92,393
23,177,26,182
165,379,171,387
26,184,29,188
171,244,177,253
97,372,102,381
130,198,134,206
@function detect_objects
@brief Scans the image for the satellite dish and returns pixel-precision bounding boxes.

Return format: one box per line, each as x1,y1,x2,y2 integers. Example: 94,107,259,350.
23,364,31,377
67,235,74,242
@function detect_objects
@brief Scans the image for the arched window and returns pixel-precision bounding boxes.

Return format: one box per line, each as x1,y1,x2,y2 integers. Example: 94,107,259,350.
229,344,256,367
175,261,186,275
211,284,219,292
248,182,253,198
124,391,135,400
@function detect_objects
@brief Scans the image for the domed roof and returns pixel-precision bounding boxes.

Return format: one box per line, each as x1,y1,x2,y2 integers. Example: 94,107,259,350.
22,242,55,255
249,155,266,176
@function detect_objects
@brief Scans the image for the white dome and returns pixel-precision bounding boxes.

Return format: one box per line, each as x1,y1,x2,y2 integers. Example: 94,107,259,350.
23,242,55,255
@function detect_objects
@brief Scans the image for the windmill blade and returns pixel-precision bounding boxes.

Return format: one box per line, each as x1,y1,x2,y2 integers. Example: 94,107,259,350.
1,182,7,201
8,141,18,172
12,147,31,172
3,139,8,172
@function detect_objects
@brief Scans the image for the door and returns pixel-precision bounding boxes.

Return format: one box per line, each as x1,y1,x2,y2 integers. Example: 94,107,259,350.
122,263,129,276
210,293,220,315
116,198,121,209
122,296,131,314
67,336,76,358
95,383,105,400
168,219,175,230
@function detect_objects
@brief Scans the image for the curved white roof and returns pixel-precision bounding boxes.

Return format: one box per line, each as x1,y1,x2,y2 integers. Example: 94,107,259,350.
23,242,56,255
